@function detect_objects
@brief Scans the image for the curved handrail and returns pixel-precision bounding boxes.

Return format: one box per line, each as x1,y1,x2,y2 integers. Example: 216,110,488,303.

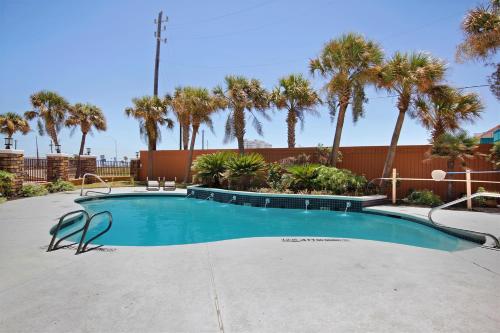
80,173,111,196
428,192,500,248
76,211,113,254
47,210,89,252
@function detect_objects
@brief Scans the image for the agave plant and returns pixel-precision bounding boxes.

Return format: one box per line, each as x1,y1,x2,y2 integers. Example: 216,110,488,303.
286,164,320,193
223,153,267,190
192,151,235,187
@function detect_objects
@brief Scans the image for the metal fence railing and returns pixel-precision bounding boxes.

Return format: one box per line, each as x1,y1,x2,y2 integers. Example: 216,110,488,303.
96,161,130,177
24,157,47,182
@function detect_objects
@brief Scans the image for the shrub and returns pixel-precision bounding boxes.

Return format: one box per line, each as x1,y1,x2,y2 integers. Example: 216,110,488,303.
46,179,75,193
316,166,367,195
278,153,311,167
224,153,267,190
192,152,235,187
487,142,500,169
286,164,320,192
267,162,285,190
403,189,442,207
21,183,48,197
0,170,14,197
315,144,342,165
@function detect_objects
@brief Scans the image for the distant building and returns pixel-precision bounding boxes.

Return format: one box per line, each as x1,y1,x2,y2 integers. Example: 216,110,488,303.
475,125,500,144
243,139,272,149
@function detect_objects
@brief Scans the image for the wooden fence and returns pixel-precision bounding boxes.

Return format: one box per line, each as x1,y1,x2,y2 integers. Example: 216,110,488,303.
139,144,499,199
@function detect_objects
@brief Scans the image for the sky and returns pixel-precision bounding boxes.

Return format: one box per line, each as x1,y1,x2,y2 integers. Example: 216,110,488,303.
0,0,498,159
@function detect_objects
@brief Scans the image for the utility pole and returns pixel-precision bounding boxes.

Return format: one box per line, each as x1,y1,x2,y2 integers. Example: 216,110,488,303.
153,11,167,96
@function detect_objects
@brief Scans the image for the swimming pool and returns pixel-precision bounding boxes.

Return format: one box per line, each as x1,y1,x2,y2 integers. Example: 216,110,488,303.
56,195,476,251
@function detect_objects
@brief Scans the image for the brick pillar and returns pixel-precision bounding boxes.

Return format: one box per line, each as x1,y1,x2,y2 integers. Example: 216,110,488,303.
47,153,71,182
0,149,24,195
77,155,97,176
130,158,141,180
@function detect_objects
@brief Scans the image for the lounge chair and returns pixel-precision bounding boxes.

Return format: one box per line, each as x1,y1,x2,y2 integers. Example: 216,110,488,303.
146,177,160,191
163,177,176,191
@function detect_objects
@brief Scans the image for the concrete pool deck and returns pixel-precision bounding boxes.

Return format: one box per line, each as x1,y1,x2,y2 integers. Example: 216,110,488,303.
0,189,499,332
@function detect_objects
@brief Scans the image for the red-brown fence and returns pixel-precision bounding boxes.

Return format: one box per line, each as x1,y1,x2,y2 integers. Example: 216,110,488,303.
23,157,47,182
139,144,499,199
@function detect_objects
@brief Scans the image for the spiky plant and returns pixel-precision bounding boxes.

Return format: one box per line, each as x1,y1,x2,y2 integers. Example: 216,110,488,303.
213,76,269,154
310,33,383,166
271,74,321,148
65,103,107,177
426,131,479,200
376,52,446,184
124,96,174,178
25,91,70,153
412,85,483,140
0,112,30,148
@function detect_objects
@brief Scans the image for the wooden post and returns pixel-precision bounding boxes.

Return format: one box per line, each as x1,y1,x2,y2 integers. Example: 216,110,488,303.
466,169,472,210
392,168,397,204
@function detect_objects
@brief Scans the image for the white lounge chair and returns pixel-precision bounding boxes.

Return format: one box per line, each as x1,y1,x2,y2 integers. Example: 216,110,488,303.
146,177,160,191
162,177,176,191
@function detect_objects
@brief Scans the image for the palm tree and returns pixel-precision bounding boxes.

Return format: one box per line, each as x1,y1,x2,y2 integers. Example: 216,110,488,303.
426,131,479,201
167,87,191,150
457,0,500,99
412,85,483,141
65,103,107,178
183,87,225,183
271,74,321,148
124,96,174,178
310,33,383,166
0,112,30,148
376,52,446,182
213,75,269,154
25,91,70,153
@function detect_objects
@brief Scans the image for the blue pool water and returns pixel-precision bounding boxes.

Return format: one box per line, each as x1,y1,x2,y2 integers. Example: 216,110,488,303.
57,196,476,251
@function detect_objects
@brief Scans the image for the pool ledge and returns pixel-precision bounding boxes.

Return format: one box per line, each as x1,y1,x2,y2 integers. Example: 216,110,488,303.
75,191,185,203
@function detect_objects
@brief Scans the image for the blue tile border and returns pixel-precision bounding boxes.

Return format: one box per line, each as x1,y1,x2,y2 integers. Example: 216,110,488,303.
186,186,388,212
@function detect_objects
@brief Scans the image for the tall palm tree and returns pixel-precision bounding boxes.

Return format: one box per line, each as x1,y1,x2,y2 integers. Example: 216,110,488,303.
310,33,383,166
376,52,446,182
167,87,191,150
65,103,107,178
183,87,225,183
213,75,269,154
271,74,321,148
457,0,500,99
426,131,479,201
412,85,483,141
25,91,70,153
124,96,174,178
0,112,30,148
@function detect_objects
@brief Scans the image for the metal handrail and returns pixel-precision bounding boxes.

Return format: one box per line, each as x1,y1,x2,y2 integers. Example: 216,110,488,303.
76,211,113,254
428,192,500,248
47,210,89,252
80,173,111,196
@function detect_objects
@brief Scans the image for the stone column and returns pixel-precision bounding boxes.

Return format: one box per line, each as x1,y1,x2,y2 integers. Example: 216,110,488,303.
47,153,71,182
130,158,141,180
0,149,24,195
77,155,97,176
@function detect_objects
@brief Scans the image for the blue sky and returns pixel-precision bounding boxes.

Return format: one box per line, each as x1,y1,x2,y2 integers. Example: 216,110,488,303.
0,0,498,159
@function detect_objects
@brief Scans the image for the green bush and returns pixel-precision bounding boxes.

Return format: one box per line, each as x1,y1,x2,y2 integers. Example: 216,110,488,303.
487,142,500,169
404,189,442,207
46,179,75,193
21,183,48,197
224,153,267,190
316,166,367,195
0,170,14,197
286,164,320,192
192,152,235,187
267,162,285,190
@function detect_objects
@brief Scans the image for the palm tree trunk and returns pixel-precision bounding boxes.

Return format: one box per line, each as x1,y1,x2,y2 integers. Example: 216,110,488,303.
48,126,60,153
182,124,190,150
234,108,245,154
381,108,406,184
184,125,199,183
447,159,455,201
286,110,297,148
328,101,348,167
76,132,87,178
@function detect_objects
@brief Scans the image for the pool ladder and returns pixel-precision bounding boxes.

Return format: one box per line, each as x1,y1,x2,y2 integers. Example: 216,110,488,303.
428,192,500,248
80,173,112,196
47,209,113,254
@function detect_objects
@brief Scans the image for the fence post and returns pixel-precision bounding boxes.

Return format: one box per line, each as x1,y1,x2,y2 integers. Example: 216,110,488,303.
466,169,472,210
392,168,397,204
0,149,24,196
46,153,71,182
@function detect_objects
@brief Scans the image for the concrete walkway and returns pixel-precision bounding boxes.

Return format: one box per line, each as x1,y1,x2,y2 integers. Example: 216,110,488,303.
1,190,499,332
